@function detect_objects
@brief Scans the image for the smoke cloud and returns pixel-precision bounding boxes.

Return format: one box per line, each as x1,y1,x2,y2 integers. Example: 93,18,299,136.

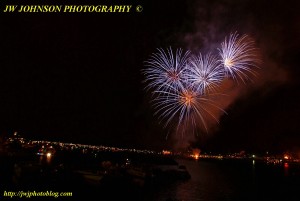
172,0,291,150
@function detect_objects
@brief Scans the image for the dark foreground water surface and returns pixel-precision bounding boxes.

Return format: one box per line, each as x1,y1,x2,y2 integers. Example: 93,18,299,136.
150,159,300,201
2,153,300,201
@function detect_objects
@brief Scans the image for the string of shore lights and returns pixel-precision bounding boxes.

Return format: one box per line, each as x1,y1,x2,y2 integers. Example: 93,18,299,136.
142,32,261,136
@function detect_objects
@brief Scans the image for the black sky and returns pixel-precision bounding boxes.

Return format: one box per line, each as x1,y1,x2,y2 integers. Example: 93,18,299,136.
0,0,299,152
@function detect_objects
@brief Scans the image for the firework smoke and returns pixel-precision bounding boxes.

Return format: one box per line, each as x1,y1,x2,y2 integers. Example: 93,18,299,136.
151,0,292,150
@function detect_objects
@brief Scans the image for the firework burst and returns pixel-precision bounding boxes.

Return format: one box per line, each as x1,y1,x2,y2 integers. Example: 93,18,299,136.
143,47,190,93
218,32,260,83
186,53,224,94
152,84,224,134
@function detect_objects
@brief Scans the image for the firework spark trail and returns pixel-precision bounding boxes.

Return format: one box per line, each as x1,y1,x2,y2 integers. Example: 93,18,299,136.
186,53,224,94
152,84,225,133
152,85,199,128
218,32,260,83
143,47,190,93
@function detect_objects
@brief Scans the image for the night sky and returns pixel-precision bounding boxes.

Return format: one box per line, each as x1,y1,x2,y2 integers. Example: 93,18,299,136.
0,0,299,152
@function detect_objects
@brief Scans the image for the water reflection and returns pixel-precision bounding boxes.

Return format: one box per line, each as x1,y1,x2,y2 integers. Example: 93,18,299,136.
152,159,300,201
39,153,53,165
284,162,289,176
46,152,52,163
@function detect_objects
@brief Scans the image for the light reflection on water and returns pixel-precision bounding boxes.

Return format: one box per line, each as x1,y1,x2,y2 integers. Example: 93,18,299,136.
151,159,300,201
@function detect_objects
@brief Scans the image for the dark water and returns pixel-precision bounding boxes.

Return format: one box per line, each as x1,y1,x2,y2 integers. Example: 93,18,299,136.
149,159,300,201
2,153,300,201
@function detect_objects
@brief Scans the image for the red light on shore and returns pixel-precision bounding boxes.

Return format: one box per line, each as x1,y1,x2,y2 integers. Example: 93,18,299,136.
162,150,171,155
